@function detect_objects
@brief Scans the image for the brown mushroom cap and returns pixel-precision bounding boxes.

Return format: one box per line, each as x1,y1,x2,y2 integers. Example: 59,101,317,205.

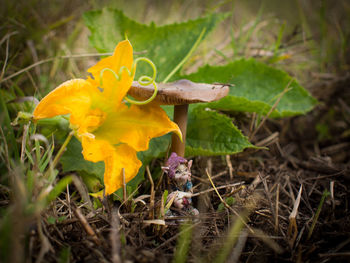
128,79,230,105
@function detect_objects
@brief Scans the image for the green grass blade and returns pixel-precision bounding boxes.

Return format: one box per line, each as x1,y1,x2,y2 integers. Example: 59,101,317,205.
45,175,73,205
307,190,330,240
173,220,193,263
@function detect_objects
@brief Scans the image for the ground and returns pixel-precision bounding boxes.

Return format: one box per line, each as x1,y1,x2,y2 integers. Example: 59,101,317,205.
1,0,350,262
25,73,350,262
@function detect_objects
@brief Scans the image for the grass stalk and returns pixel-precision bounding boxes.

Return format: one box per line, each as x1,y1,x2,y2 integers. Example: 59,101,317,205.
172,220,193,263
214,208,252,263
51,131,74,169
307,190,330,240
162,27,206,84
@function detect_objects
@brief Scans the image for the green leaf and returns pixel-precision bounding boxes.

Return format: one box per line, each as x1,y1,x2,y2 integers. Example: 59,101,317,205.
217,196,236,212
61,136,105,179
136,107,255,158
47,216,56,225
185,107,255,156
83,8,226,82
182,59,318,117
137,134,171,163
134,107,255,158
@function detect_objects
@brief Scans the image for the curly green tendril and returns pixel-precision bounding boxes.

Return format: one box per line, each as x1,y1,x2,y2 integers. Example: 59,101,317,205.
99,57,158,105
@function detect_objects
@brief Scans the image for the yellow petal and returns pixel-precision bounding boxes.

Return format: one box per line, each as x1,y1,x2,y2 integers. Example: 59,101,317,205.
94,103,182,152
87,40,134,106
33,79,95,127
104,144,141,195
82,137,141,195
81,136,109,162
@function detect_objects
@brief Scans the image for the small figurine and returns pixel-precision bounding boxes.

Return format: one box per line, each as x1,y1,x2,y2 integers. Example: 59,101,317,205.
162,152,199,216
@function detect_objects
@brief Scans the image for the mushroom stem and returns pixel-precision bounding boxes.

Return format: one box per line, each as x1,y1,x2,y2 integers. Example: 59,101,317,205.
171,104,188,157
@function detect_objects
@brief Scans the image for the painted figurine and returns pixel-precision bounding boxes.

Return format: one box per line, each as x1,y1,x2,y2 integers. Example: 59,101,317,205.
162,152,199,216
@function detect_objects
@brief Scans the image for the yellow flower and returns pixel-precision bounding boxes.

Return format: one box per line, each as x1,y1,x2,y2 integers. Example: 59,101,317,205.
33,40,182,195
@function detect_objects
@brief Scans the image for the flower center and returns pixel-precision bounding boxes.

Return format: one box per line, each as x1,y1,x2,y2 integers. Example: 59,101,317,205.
76,108,107,136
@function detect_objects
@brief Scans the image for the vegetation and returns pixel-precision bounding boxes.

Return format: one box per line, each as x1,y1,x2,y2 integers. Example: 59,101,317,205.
1,0,349,262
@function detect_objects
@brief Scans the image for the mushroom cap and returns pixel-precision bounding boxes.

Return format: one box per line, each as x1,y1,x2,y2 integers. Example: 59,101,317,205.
128,79,230,105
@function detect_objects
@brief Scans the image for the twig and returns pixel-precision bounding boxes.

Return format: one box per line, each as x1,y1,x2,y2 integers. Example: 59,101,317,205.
255,132,279,147
205,169,254,234
122,168,127,204
240,174,263,198
0,51,144,84
0,34,10,81
158,191,166,234
191,182,245,197
250,112,257,134
226,155,234,179
116,184,143,226
26,40,40,77
319,252,350,257
275,183,280,234
259,173,276,223
330,181,335,213
2,58,52,83
73,206,100,245
146,165,155,219
191,170,227,186
110,208,122,263
66,184,72,219
143,219,166,226
0,31,18,46
155,168,165,191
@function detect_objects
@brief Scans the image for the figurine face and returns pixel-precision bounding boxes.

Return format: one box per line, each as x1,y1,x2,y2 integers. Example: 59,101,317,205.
163,153,193,186
174,163,191,185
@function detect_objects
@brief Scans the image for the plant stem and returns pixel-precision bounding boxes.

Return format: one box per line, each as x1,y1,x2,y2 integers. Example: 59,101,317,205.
52,131,74,169
162,27,206,84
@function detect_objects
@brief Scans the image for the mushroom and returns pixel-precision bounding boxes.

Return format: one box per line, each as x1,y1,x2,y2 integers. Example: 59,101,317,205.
128,79,229,157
